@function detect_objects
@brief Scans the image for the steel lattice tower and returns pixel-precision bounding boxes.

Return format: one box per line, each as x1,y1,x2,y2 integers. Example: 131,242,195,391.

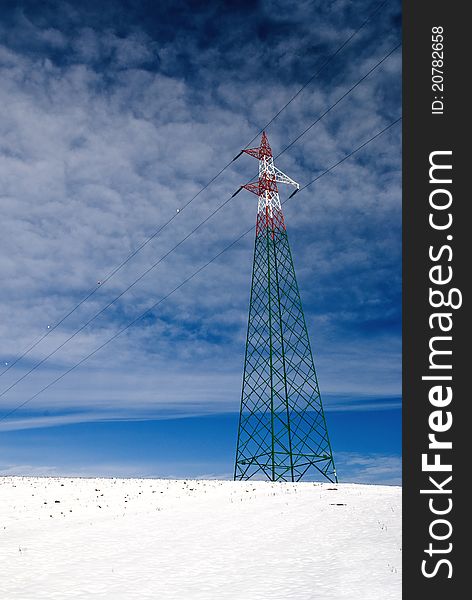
234,132,337,483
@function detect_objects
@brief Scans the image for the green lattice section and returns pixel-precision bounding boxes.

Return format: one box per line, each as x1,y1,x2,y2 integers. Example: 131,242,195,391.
234,221,337,482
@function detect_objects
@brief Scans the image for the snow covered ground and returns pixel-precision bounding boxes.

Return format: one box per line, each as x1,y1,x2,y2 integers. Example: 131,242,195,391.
0,477,401,599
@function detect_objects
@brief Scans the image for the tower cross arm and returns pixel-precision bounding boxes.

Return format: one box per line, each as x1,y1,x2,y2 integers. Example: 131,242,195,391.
242,181,260,196
274,166,299,190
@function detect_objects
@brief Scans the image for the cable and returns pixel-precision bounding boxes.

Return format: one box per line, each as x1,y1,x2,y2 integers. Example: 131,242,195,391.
0,156,236,379
243,0,390,150
0,192,237,402
0,41,400,403
275,42,401,160
296,118,401,194
1,0,390,379
0,116,401,423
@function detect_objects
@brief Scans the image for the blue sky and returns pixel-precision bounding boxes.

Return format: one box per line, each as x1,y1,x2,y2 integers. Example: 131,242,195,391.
0,0,401,484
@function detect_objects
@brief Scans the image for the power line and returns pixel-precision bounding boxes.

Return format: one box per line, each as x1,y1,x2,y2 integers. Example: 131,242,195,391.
297,118,401,193
275,42,401,160
243,0,390,150
0,0,390,380
0,155,236,378
0,116,401,423
0,192,237,403
0,41,400,403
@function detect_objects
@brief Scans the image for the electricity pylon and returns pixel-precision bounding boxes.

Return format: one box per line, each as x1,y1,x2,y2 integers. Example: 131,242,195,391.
234,132,337,483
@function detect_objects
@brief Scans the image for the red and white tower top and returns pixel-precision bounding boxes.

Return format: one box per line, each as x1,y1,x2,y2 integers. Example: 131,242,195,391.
241,132,299,236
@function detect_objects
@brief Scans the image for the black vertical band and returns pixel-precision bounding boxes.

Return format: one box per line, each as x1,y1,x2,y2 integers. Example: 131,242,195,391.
403,1,467,596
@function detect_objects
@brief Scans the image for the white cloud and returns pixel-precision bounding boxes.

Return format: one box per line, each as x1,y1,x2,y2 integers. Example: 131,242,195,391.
336,452,402,485
0,2,401,430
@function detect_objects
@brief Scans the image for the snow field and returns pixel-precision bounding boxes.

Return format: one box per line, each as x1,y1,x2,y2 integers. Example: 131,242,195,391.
0,477,401,599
